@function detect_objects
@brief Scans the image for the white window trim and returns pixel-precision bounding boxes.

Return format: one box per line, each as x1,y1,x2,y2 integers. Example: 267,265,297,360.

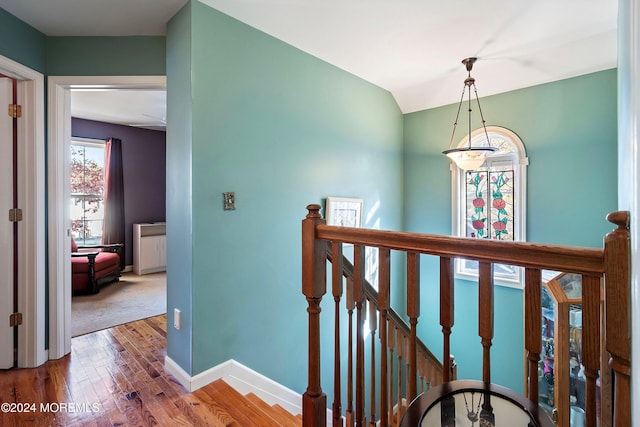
450,126,528,288
71,136,105,146
70,138,107,245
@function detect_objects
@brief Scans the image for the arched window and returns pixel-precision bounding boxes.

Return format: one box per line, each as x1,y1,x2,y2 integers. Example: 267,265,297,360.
450,126,528,288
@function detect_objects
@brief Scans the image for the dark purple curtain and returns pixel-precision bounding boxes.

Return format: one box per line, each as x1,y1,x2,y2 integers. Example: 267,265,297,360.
103,138,125,266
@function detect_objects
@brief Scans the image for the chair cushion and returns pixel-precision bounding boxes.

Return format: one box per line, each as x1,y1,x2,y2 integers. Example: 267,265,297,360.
71,238,78,252
71,251,120,274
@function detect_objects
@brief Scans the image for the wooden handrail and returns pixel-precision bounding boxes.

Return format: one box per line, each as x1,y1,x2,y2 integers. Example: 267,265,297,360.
317,224,604,274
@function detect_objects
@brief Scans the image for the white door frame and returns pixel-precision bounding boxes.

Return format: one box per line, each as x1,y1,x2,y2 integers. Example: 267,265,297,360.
1,76,15,369
618,0,640,423
47,75,166,358
0,55,46,368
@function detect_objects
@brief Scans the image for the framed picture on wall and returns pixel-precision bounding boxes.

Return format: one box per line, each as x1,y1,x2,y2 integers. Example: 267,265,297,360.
326,197,363,228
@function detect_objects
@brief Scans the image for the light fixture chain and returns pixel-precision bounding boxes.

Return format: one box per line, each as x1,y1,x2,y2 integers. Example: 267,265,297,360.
448,84,469,149
472,83,491,148
467,78,473,149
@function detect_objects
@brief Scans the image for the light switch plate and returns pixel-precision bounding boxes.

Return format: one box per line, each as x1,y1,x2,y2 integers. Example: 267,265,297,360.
223,192,235,210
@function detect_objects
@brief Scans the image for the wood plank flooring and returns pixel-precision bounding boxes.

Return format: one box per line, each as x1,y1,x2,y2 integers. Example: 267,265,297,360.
0,315,301,426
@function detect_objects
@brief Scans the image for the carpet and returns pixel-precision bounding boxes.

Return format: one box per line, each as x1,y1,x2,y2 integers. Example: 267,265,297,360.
72,272,166,337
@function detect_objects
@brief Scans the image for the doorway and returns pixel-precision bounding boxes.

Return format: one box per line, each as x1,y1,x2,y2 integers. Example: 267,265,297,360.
48,75,166,358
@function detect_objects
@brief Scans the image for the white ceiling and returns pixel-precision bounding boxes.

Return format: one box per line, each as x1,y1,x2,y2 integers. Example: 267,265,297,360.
70,89,167,131
0,0,618,127
201,0,618,113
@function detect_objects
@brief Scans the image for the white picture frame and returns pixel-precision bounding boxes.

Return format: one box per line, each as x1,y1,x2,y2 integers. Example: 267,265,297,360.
326,197,363,228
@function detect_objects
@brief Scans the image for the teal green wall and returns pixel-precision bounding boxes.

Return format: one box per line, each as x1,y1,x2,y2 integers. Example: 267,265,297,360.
45,36,165,75
167,1,404,395
403,69,617,392
0,7,46,72
0,10,164,77
166,3,194,374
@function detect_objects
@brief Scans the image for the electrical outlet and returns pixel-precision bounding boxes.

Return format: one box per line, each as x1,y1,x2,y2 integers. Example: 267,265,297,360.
174,308,181,330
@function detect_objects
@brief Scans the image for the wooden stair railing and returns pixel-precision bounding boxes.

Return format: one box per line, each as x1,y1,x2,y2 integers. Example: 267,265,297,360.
326,244,453,427
302,204,631,427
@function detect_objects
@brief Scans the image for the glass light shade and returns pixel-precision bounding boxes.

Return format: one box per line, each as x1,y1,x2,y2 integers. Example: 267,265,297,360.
443,147,496,170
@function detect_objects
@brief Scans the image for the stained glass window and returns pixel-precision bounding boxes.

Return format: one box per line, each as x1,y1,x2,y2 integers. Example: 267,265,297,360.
451,126,528,288
465,170,514,240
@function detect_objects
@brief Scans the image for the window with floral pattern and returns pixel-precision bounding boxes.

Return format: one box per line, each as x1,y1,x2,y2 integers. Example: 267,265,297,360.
451,126,528,288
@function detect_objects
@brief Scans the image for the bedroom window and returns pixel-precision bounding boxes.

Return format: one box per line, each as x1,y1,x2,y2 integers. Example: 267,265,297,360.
70,138,106,246
450,126,528,288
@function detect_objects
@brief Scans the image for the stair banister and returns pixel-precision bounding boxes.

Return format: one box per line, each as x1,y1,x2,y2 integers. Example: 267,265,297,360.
439,257,454,383
378,248,391,427
331,241,343,427
523,268,542,404
302,204,327,427
604,211,631,426
302,204,631,427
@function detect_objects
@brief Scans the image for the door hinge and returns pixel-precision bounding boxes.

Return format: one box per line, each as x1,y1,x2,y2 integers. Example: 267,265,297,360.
8,104,22,119
9,313,23,327
8,208,22,222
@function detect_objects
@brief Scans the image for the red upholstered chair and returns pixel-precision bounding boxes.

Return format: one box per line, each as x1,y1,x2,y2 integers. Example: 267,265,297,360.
71,238,123,295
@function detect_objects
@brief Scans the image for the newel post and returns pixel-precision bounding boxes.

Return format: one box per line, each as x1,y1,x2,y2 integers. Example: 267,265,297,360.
604,211,631,427
302,204,328,427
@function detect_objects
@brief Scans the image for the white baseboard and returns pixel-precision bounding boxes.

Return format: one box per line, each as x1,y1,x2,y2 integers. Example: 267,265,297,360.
164,356,192,390
164,357,305,416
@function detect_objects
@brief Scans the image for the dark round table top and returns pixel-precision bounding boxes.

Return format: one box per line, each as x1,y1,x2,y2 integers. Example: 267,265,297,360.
399,380,555,427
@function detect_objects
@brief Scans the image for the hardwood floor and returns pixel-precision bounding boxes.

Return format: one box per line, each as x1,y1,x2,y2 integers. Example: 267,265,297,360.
0,315,301,426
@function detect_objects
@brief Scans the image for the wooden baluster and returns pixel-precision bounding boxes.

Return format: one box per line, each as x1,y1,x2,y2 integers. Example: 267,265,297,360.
396,332,404,424
478,262,494,383
387,323,395,427
331,241,344,427
524,268,542,403
423,357,429,391
604,211,631,427
556,294,571,427
418,355,425,393
368,299,377,427
440,256,454,384
404,336,411,394
431,361,438,387
354,245,366,427
600,296,613,427
302,204,328,427
406,252,420,400
378,248,391,427
346,277,355,427
403,338,411,422
582,274,601,427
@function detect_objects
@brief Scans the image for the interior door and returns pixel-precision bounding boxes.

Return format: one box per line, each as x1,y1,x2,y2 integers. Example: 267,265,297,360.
0,76,15,369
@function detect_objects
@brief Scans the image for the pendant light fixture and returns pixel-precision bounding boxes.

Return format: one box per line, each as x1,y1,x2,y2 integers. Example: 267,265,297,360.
442,57,497,170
